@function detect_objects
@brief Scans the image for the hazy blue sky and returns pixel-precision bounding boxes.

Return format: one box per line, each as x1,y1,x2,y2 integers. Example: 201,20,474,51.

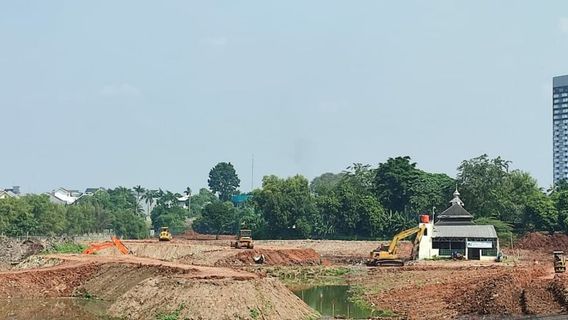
1,1,567,193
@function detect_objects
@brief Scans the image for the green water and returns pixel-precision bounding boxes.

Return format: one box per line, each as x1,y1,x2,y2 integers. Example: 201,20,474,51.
0,298,115,320
293,285,375,319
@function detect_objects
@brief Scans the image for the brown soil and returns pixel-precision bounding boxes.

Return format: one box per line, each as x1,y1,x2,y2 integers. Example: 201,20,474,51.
125,240,328,267
0,254,317,320
6,236,568,319
0,237,46,269
516,232,568,252
358,263,568,320
215,248,322,266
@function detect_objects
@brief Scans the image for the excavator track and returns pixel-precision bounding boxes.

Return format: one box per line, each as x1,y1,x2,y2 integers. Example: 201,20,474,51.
367,259,404,267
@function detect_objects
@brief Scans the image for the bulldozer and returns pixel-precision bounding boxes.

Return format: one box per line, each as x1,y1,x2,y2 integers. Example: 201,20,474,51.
554,251,566,273
230,228,254,249
159,227,172,241
83,236,129,255
367,224,426,266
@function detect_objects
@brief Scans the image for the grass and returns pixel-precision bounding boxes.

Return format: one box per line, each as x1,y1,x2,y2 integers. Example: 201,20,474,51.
249,308,260,319
47,242,87,254
264,266,352,290
348,284,397,318
155,304,186,320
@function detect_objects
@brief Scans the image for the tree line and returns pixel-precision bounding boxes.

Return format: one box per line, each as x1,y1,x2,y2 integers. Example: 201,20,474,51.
0,155,566,240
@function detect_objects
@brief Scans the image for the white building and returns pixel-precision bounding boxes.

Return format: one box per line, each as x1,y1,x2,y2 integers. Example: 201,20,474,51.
417,189,499,261
48,188,83,205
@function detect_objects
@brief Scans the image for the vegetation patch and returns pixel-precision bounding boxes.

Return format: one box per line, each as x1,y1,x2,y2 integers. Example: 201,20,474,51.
264,266,352,291
47,242,87,254
348,285,396,317
155,304,187,320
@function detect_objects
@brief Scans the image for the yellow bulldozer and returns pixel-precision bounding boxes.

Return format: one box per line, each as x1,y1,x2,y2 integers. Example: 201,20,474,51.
367,224,426,266
230,228,254,249
159,227,172,241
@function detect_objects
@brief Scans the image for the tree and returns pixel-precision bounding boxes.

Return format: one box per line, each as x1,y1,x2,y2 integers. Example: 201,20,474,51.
374,156,421,213
190,188,217,216
199,202,236,239
142,189,158,216
310,172,344,195
151,204,188,234
133,185,145,215
456,154,511,218
184,187,192,213
409,172,455,214
208,162,241,201
252,175,317,238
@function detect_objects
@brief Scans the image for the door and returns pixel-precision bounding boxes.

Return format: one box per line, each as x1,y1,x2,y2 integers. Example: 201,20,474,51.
468,248,480,260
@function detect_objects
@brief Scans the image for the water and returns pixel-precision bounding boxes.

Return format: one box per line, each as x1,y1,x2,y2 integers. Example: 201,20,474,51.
0,298,115,320
293,285,375,319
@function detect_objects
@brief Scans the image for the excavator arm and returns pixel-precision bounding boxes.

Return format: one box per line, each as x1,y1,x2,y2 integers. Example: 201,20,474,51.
83,236,129,255
368,224,426,266
387,226,424,255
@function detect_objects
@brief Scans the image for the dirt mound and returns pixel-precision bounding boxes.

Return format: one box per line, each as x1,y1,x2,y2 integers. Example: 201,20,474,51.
109,277,317,320
516,232,568,252
451,267,564,317
215,248,322,266
0,237,45,268
12,256,62,270
0,262,100,298
0,256,318,320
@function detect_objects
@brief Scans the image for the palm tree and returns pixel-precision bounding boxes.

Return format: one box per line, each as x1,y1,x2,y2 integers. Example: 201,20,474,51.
184,187,192,214
142,189,157,217
133,185,145,215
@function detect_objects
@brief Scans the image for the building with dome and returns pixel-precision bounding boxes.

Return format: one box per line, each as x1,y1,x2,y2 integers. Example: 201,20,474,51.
417,189,499,261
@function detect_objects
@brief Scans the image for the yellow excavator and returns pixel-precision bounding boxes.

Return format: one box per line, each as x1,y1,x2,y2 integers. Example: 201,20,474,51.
367,224,426,266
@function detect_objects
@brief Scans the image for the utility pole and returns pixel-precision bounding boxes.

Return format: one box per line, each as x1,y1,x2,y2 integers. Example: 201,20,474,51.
251,154,255,191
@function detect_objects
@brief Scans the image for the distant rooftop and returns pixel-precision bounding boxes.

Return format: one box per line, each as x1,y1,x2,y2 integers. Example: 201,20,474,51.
553,75,568,87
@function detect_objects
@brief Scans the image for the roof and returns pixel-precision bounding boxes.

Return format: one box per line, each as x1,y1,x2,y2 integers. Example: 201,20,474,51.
433,225,498,239
436,204,474,220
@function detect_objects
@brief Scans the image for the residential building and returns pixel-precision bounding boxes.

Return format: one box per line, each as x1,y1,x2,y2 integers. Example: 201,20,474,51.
48,188,83,205
417,189,499,261
553,75,568,182
0,186,20,199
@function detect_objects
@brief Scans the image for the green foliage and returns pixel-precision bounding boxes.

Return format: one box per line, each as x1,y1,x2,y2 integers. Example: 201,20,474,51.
0,188,148,239
310,172,344,195
208,162,241,201
457,154,555,234
155,304,185,320
249,308,260,320
189,188,217,216
194,201,236,239
48,242,87,253
252,175,318,238
151,205,188,235
374,156,421,213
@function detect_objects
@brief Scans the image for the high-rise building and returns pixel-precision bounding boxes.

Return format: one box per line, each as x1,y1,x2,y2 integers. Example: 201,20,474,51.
553,75,568,182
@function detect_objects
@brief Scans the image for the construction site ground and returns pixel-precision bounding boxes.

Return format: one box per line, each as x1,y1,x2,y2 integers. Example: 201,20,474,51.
1,233,568,319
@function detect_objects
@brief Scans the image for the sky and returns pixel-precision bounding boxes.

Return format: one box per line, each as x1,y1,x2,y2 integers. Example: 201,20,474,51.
1,1,567,194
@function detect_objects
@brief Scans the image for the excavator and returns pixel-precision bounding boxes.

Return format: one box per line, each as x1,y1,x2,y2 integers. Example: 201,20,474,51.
83,236,130,255
366,224,426,266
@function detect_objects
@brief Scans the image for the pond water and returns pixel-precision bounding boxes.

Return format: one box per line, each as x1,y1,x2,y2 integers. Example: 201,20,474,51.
0,298,115,320
293,285,375,319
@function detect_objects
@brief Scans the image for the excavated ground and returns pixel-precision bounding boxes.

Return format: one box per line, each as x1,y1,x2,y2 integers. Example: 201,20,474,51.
2,233,568,319
0,254,317,320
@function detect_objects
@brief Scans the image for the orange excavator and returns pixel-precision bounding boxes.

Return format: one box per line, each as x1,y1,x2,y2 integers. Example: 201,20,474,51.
83,236,130,255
